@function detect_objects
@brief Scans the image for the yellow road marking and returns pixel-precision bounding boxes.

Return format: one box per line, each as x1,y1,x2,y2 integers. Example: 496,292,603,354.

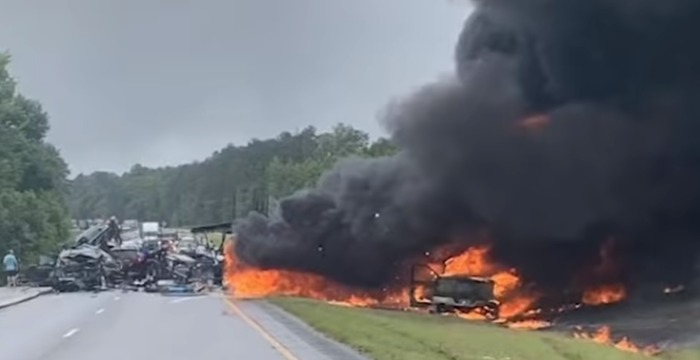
221,296,302,360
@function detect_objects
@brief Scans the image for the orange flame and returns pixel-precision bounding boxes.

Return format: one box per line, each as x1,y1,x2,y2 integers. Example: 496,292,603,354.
225,241,541,322
224,236,675,354
582,284,627,305
574,326,660,355
579,239,628,305
224,245,406,306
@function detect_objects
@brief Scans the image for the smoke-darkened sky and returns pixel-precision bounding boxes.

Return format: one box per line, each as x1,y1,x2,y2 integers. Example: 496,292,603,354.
0,0,468,175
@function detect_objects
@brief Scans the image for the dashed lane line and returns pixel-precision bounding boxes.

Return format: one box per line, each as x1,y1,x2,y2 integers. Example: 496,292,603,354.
62,328,79,339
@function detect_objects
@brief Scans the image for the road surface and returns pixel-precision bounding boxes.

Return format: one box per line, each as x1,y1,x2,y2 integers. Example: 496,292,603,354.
0,291,289,360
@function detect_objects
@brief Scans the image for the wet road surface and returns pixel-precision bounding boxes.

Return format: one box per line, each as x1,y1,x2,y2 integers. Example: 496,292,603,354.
0,291,288,360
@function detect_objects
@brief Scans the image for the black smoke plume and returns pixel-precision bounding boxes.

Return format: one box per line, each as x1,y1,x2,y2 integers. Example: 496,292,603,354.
234,0,700,297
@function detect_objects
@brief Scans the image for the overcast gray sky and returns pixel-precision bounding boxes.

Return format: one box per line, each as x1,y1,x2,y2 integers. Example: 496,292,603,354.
0,0,469,175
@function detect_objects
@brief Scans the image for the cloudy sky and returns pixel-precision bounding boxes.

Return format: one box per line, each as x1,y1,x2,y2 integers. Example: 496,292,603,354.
0,0,469,175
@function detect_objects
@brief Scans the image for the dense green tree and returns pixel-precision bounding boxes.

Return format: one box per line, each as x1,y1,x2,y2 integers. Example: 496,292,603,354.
67,123,399,226
0,52,71,264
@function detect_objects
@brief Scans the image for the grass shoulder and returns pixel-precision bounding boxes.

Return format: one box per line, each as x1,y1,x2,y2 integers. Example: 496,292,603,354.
270,297,698,360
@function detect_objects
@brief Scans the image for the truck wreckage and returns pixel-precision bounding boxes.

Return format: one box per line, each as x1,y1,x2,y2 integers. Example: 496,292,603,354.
37,222,227,293
409,261,500,319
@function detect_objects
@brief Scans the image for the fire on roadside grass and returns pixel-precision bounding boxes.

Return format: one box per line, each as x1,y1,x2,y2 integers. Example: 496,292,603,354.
224,239,665,355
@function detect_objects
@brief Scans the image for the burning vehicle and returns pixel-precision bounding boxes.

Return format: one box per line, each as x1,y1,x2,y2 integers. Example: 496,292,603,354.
410,263,500,319
221,0,700,354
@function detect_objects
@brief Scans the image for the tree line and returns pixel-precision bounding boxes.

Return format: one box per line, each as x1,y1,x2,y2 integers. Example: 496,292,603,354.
67,124,398,227
0,53,72,263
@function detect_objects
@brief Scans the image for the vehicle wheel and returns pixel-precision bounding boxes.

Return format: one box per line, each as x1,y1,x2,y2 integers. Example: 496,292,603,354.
146,265,158,283
435,304,447,314
484,304,500,320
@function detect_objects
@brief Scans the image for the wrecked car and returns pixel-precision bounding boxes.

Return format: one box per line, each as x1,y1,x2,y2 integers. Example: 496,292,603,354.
129,244,197,286
410,263,500,319
180,247,224,284
189,222,231,286
52,245,118,292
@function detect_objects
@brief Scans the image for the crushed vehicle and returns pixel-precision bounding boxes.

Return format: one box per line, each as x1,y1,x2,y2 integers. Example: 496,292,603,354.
188,222,230,286
180,246,221,285
56,224,140,290
142,247,202,293
108,247,143,285
409,262,500,319
51,225,113,292
74,223,123,251
52,245,118,292
51,223,225,292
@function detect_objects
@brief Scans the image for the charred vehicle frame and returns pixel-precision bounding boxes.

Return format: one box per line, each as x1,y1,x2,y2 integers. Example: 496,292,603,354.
189,221,230,286
409,262,500,319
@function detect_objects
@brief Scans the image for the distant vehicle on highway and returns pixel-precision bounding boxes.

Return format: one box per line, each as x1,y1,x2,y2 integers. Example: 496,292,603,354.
141,222,160,241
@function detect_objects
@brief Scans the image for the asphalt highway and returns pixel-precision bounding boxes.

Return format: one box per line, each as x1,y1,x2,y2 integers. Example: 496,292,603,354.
0,291,287,360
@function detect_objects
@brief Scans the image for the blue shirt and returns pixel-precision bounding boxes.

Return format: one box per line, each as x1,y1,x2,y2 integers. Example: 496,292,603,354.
3,254,18,271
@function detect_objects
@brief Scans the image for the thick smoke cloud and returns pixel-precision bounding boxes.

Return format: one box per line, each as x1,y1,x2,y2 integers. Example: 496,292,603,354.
234,0,700,294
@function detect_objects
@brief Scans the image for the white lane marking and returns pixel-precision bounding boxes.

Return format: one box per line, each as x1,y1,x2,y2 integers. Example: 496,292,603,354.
63,328,80,338
95,308,105,314
170,296,206,304
114,296,120,301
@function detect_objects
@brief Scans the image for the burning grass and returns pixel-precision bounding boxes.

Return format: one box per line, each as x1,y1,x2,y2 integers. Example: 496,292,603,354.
225,240,697,356
270,297,672,360
225,242,544,319
225,240,630,323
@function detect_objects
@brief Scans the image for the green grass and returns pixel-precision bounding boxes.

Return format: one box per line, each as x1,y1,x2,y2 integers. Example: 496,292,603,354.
205,232,229,247
663,349,700,360
270,297,700,360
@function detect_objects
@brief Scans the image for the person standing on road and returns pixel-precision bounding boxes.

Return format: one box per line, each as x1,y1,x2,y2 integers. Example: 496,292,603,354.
3,250,19,287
